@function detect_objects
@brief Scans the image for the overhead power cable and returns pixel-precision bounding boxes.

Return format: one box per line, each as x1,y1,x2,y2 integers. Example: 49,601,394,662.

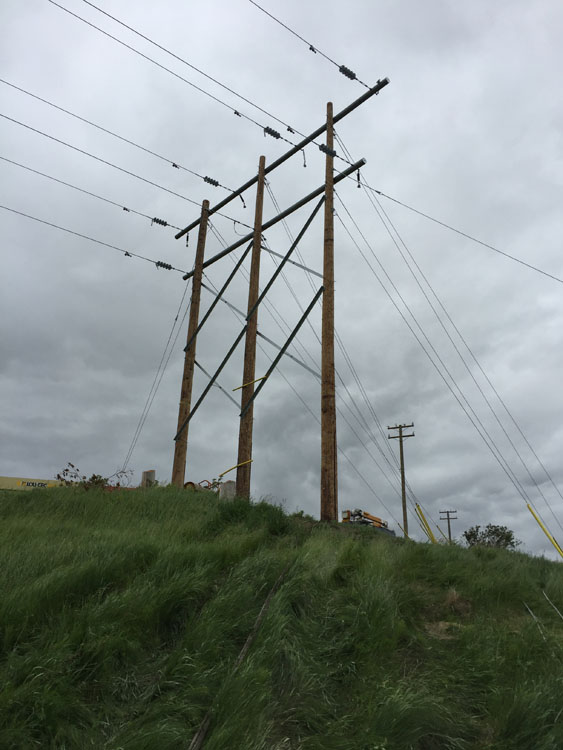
208,220,407,518
373,187,563,535
122,280,193,470
47,0,293,147
79,0,298,136
48,0,354,167
1,155,180,230
366,186,563,286
247,0,370,89
335,133,563,534
264,181,401,481
202,272,401,525
334,196,536,509
0,113,252,229
0,78,237,197
1,204,185,273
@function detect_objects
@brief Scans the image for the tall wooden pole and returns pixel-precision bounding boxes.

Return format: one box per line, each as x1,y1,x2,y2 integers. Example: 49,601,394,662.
171,200,209,487
236,156,266,498
388,423,414,537
320,102,338,521
399,430,407,535
440,510,457,543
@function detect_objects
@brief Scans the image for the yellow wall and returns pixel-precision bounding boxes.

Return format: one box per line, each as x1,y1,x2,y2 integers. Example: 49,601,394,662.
0,476,63,491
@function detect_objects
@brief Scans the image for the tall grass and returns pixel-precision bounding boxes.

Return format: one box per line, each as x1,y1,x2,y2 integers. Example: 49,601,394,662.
1,486,562,749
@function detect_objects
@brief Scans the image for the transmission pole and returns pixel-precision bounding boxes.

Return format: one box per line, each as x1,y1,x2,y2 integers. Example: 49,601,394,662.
320,102,338,522
388,423,414,537
172,200,210,487
440,510,457,543
236,155,266,498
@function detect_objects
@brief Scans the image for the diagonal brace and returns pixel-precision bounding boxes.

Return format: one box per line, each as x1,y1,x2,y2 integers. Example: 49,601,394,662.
184,240,253,350
247,196,324,321
183,159,365,279
194,360,239,408
175,325,248,441
240,285,324,418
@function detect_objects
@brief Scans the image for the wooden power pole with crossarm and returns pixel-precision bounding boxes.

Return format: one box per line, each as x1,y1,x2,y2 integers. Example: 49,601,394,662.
440,510,457,543
388,423,414,537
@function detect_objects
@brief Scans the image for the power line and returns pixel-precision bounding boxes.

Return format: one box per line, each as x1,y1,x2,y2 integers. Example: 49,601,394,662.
0,78,238,197
371,189,563,536
47,0,294,146
47,1,354,167
247,0,370,89
202,272,401,525
366,186,563,286
0,112,252,229
207,222,406,518
122,279,193,470
335,132,563,534
263,180,403,486
80,0,299,137
1,154,181,230
0,204,185,273
334,196,537,508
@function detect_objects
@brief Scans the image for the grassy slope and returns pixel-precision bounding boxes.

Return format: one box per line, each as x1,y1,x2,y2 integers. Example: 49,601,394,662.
1,487,562,750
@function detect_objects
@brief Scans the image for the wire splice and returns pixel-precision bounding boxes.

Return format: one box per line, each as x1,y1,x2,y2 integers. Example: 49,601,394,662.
264,126,281,139
151,217,169,227
309,45,316,53
171,162,179,169
124,251,132,257
155,260,173,270
234,110,241,117
319,143,337,157
339,64,357,81
204,175,220,187
122,206,130,212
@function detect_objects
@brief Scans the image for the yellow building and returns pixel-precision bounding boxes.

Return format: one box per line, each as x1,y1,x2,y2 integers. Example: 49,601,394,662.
0,476,63,491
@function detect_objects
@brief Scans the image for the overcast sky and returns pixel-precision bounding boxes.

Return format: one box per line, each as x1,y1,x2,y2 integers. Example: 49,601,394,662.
2,0,563,557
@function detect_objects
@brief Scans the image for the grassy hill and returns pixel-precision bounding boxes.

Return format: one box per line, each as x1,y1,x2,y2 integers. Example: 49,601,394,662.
1,486,562,749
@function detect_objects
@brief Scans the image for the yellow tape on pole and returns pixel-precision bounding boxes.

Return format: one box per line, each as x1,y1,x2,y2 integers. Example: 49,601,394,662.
232,376,266,392
218,459,253,478
527,504,563,559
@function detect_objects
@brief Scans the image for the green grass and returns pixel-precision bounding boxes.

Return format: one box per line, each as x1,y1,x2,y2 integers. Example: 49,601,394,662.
1,486,562,749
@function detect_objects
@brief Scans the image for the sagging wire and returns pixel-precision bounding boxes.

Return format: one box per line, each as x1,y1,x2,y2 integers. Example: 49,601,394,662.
1,204,186,274
1,154,182,231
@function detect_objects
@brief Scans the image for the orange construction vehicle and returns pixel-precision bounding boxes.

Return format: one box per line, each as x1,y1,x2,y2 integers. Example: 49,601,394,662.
341,509,395,536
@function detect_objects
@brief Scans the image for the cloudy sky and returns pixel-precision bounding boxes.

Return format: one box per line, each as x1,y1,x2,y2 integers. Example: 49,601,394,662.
2,0,562,556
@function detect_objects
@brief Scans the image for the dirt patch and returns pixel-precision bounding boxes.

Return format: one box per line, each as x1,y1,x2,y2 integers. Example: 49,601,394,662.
424,621,464,640
445,588,472,617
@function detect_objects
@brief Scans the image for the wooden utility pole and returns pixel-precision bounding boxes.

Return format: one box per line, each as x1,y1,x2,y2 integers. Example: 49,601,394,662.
236,156,266,498
440,510,457,543
388,423,414,537
171,200,209,487
320,102,338,522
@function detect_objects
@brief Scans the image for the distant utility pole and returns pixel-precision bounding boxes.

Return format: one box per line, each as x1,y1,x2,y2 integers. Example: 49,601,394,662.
388,423,414,537
171,200,209,488
440,510,457,543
